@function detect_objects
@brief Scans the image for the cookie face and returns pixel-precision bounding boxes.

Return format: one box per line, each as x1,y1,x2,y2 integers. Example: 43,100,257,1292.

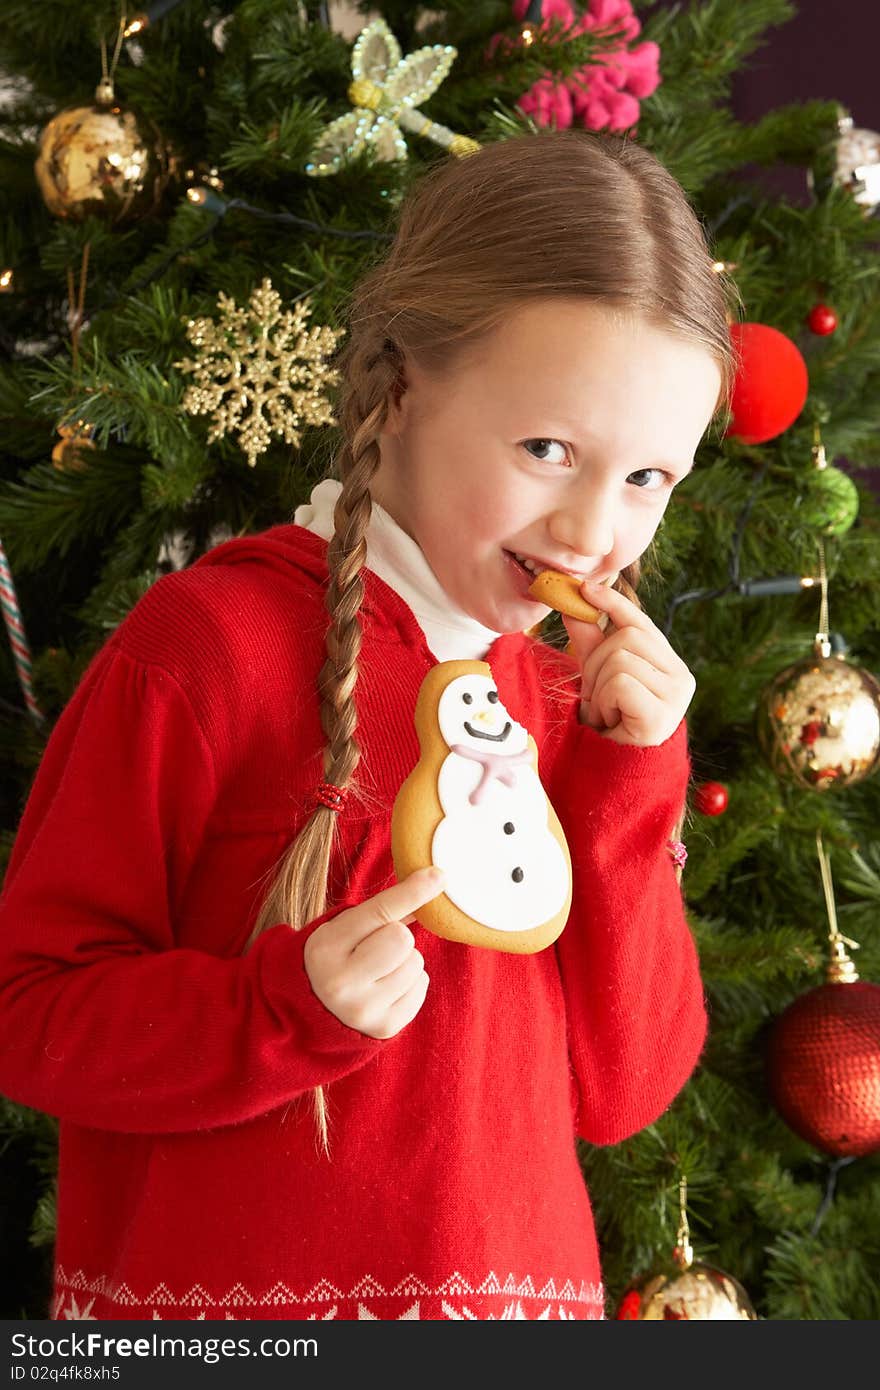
391,661,572,953
527,569,602,622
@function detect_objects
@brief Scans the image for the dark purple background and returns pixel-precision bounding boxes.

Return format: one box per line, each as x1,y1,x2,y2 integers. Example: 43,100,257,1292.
727,0,879,204
731,0,875,125
720,0,879,494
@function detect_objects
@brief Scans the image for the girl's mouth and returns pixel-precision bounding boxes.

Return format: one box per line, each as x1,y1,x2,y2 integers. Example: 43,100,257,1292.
503,550,548,600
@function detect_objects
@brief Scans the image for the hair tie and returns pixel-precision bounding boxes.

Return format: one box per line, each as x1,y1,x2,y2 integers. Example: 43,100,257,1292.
667,839,688,870
315,781,348,812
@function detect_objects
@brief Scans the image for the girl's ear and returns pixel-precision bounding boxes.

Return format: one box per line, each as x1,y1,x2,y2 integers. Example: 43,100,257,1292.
386,367,409,431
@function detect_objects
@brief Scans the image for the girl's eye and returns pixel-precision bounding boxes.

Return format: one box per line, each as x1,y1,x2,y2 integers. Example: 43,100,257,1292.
522,438,569,465
627,468,673,491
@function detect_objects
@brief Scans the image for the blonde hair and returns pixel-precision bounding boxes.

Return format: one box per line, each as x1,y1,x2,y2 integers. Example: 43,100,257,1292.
244,130,737,1146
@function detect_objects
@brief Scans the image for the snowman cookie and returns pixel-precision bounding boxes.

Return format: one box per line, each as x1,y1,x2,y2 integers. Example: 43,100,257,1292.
391,660,572,953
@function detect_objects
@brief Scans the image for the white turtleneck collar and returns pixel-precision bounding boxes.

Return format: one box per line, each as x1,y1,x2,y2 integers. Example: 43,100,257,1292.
293,478,506,662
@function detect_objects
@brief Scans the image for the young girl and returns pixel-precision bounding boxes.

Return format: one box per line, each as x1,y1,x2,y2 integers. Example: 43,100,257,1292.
0,130,733,1322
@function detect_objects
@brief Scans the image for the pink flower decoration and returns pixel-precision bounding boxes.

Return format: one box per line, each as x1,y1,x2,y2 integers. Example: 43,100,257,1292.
490,0,661,135
611,40,662,98
569,67,639,132
569,41,660,130
518,74,575,129
574,0,642,44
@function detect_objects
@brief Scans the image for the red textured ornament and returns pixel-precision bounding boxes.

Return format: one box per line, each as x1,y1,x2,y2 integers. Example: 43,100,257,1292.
807,303,838,336
694,781,728,816
725,322,809,445
765,980,880,1158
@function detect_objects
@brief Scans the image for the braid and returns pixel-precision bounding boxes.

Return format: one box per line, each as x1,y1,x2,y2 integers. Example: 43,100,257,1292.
243,341,400,1153
245,341,400,943
319,439,380,786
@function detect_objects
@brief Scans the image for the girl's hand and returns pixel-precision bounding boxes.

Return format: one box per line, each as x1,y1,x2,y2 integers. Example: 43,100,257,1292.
303,867,443,1039
561,580,695,747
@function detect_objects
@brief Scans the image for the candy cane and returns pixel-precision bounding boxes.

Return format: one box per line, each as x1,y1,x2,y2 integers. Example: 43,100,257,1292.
0,536,45,725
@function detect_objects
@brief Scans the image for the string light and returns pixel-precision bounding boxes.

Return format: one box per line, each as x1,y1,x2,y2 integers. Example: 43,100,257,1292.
123,0,184,38
0,269,12,292
186,186,226,215
519,0,544,45
737,575,819,597
663,452,824,635
185,187,391,242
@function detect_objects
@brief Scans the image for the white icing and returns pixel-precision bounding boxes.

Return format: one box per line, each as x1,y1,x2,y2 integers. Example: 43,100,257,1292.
430,673,570,932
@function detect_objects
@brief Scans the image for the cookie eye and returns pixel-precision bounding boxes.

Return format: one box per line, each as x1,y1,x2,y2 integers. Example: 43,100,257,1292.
462,692,473,705
488,690,499,703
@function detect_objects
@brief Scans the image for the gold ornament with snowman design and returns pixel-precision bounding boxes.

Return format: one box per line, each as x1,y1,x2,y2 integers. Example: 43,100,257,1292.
391,661,572,953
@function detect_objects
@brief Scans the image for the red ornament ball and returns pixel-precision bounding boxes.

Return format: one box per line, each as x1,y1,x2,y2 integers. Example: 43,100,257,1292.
807,303,838,336
694,781,728,816
725,322,809,445
765,980,880,1158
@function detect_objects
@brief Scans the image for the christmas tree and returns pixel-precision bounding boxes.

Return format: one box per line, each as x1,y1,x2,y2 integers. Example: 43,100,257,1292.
1,0,878,1321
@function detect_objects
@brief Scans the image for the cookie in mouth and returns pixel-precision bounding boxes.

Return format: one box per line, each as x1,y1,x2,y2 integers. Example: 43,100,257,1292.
526,569,603,623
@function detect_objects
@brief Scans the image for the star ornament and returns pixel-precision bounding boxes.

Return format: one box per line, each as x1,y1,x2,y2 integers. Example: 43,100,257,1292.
175,279,345,468
305,17,480,176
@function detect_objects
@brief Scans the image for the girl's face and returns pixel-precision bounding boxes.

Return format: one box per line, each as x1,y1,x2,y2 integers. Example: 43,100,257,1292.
372,298,722,634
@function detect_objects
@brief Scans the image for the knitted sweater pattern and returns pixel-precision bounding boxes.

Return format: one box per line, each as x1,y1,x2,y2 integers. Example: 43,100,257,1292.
0,525,706,1321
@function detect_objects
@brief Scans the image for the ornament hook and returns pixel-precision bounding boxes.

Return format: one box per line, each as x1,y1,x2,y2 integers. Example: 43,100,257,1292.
673,1175,694,1270
816,831,860,983
813,538,831,658
97,8,128,105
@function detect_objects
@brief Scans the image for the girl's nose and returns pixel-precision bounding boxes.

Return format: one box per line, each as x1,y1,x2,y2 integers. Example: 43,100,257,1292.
547,497,615,562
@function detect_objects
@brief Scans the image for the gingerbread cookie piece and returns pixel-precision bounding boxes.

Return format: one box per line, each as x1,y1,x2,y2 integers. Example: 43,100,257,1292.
391,660,572,953
527,569,602,623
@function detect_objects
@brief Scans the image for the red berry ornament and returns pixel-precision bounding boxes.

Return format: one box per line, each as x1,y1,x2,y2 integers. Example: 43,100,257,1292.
725,322,809,445
694,781,728,816
616,1288,643,1320
807,303,838,336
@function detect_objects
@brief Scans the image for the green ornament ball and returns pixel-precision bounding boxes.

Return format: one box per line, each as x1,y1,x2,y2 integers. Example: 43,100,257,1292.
801,466,860,536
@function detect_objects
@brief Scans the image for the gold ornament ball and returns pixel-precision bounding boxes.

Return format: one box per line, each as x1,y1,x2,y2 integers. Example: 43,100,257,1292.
35,100,174,224
617,1261,757,1320
756,643,880,791
51,420,96,471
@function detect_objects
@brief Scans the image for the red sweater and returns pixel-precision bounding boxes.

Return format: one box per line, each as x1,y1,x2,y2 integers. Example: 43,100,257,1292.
0,525,706,1322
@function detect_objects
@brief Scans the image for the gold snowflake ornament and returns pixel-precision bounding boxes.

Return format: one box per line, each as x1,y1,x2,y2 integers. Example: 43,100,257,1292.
175,279,345,468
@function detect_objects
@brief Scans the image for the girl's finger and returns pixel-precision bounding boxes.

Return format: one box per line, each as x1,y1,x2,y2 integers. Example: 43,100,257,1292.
590,672,663,736
580,627,676,696
576,579,657,632
587,649,675,709
560,612,606,668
